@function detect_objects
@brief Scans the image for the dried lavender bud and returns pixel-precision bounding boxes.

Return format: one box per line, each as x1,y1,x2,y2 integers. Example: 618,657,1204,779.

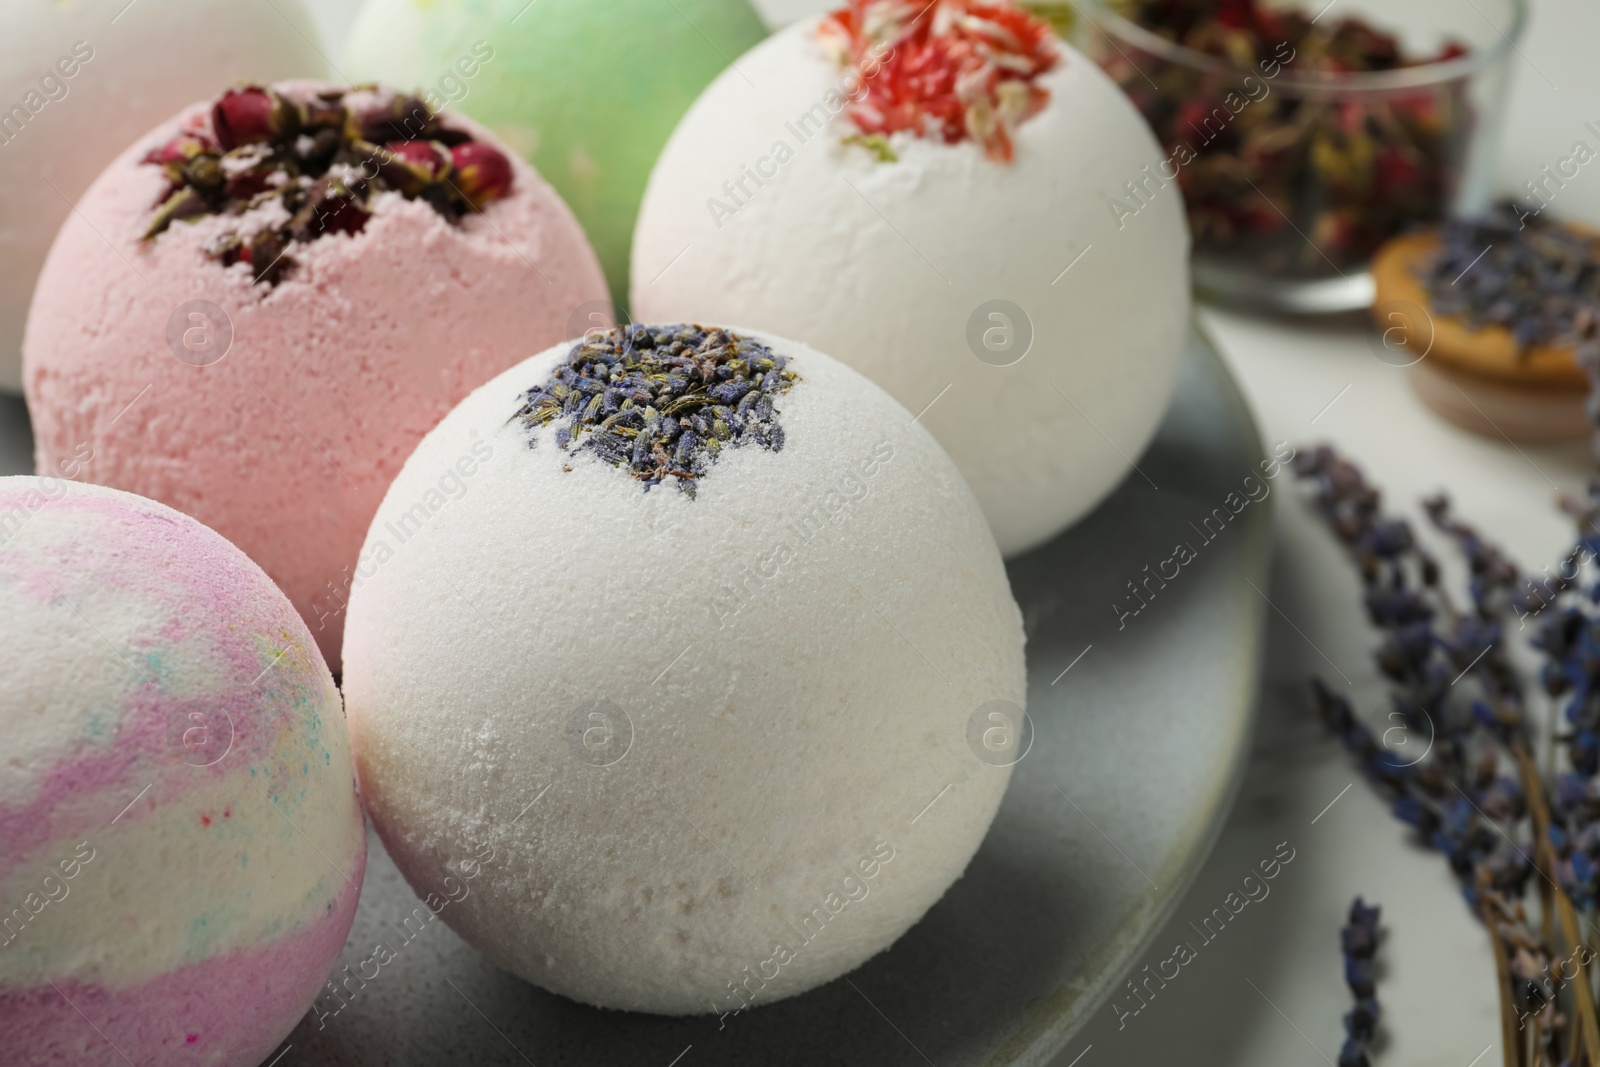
1348,997,1380,1040
140,83,515,288
1528,499,1600,910
513,325,799,498
1418,201,1600,357
1338,898,1382,1067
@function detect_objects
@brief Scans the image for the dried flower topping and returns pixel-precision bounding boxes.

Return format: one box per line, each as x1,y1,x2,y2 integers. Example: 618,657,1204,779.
1418,202,1600,352
513,325,799,497
141,84,515,287
818,0,1060,163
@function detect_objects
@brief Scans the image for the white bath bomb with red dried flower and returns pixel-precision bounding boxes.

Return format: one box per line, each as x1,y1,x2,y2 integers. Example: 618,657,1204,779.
24,81,608,671
0,0,330,392
632,0,1191,555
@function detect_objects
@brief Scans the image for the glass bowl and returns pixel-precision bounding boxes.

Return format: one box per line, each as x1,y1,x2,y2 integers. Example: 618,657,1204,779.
1073,0,1526,314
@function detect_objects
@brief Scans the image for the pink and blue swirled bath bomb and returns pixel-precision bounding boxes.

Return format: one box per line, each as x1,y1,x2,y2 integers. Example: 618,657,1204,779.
0,478,365,1066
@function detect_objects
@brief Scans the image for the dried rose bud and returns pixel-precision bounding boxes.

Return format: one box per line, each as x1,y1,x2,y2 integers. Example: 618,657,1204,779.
143,133,218,188
289,183,370,241
144,187,209,238
248,229,293,285
207,232,246,268
143,132,217,170
183,153,225,193
226,169,274,202
379,140,453,194
212,86,296,151
451,142,513,208
355,94,435,146
316,193,369,236
300,96,348,132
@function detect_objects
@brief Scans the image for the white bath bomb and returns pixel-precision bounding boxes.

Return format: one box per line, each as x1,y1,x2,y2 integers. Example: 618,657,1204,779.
631,7,1191,555
0,0,326,392
343,324,1026,1015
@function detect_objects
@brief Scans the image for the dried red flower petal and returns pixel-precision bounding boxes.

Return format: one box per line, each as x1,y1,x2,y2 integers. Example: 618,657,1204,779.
818,0,1060,163
451,142,514,207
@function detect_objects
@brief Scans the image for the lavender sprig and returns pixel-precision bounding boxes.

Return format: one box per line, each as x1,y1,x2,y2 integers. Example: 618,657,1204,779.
1295,449,1531,910
1339,898,1382,1067
1294,445,1600,1067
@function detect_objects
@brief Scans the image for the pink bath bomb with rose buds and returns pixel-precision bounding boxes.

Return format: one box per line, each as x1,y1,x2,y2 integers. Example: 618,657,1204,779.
23,80,609,670
0,477,364,1067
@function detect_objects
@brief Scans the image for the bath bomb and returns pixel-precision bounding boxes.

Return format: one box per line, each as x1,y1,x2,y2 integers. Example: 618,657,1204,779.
342,0,770,301
631,0,1192,556
24,81,609,672
343,324,1026,1014
0,477,364,1066
0,0,328,393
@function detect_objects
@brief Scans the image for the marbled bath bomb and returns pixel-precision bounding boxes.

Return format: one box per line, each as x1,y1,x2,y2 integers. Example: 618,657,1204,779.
0,478,365,1066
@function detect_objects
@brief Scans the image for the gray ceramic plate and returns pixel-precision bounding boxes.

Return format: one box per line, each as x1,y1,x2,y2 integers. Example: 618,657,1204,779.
0,321,1271,1066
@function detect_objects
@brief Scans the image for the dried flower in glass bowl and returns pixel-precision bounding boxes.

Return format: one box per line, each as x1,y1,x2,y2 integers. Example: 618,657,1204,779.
1076,0,1525,313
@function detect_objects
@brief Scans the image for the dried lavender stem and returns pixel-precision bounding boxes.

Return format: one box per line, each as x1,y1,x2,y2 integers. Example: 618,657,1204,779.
1533,857,1558,1061
1563,894,1599,1067
1515,741,1600,1065
1484,894,1528,1067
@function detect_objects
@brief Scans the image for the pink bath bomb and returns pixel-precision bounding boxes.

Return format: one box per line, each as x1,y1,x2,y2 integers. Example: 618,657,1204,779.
24,82,610,670
0,477,365,1067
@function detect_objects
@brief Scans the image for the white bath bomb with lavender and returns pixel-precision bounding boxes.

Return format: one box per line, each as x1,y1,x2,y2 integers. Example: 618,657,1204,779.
342,323,1026,1015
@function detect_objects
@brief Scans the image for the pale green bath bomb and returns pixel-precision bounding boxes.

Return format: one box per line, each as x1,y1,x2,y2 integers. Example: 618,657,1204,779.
343,0,768,302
